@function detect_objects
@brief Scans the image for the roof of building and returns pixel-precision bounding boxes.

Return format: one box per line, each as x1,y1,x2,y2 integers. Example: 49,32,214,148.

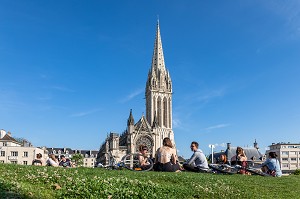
0,134,20,144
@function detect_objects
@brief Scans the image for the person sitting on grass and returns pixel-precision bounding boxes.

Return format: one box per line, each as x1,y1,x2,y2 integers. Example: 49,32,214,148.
154,137,181,172
59,155,73,168
183,141,209,172
138,145,152,170
217,154,228,165
46,154,59,167
261,152,282,177
231,146,248,174
32,153,44,166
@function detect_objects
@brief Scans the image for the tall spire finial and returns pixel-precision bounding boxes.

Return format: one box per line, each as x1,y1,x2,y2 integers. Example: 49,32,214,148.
157,15,159,24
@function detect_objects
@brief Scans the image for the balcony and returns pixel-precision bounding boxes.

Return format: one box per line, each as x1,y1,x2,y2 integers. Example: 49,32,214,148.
8,156,18,160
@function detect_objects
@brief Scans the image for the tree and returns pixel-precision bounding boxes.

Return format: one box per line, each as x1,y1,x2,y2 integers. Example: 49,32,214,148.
71,153,83,167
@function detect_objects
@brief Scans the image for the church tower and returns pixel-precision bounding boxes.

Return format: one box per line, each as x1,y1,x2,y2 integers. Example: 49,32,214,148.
145,21,175,147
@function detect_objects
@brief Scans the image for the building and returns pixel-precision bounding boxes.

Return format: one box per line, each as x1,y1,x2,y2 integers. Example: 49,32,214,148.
0,129,46,165
210,141,264,166
266,142,300,174
97,21,175,166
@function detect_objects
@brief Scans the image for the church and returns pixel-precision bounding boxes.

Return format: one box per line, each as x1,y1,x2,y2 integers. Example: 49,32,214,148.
97,22,175,165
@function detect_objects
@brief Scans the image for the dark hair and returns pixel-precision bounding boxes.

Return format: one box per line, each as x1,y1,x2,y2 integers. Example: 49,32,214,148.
36,153,42,158
191,141,199,148
139,145,147,152
60,155,65,158
269,152,277,158
163,137,173,148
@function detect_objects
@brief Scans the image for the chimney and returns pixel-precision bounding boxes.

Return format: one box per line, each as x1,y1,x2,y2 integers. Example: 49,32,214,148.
0,129,7,139
227,143,231,150
7,131,12,137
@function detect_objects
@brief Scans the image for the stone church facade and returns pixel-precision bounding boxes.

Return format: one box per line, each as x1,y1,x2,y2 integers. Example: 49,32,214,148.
97,22,175,165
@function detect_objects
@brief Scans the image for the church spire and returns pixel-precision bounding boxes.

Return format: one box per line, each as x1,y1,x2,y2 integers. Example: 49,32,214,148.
127,109,134,126
151,20,166,74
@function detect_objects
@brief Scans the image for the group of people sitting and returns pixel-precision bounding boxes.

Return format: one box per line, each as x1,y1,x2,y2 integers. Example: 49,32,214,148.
138,137,282,177
138,137,209,173
216,146,282,176
32,153,75,168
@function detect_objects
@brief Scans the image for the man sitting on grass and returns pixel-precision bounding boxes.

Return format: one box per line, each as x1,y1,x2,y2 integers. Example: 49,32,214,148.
183,141,209,172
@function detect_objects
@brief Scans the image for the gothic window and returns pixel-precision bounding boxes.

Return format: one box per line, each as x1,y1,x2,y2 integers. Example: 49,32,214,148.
163,97,167,128
135,136,153,154
157,97,161,127
168,98,171,128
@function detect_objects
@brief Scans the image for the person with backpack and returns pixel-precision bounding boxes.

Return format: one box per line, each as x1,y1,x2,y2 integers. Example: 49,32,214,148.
261,152,282,177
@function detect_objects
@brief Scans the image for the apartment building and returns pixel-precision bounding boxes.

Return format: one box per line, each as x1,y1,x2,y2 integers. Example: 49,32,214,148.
0,130,46,165
266,142,300,174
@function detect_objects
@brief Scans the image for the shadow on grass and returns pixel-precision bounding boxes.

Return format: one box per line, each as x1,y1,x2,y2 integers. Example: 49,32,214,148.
0,181,38,199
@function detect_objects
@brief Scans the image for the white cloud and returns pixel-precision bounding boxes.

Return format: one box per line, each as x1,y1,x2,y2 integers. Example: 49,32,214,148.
172,118,182,128
119,88,143,103
204,123,231,131
51,86,75,93
197,89,226,102
70,108,101,117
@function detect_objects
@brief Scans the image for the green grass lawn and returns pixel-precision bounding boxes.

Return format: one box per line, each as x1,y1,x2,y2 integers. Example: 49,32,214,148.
0,163,299,199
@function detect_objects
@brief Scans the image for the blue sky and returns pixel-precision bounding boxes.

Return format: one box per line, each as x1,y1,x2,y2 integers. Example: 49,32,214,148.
1,1,300,158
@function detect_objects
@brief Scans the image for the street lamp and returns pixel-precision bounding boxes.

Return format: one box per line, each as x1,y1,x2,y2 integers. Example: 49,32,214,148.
209,144,215,163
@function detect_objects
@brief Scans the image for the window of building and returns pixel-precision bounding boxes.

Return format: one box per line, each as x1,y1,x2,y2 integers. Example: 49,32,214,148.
85,159,88,162
91,163,94,165
0,160,4,163
282,164,289,168
291,151,297,155
0,151,5,156
85,154,88,158
23,152,28,157
291,163,297,167
23,161,27,165
282,146,286,148
288,146,294,148
11,161,17,164
282,158,288,161
85,163,87,166
291,158,297,161
11,151,18,156
3,143,7,146
282,151,288,155
53,150,56,154
91,154,94,158
66,150,69,154
58,150,61,154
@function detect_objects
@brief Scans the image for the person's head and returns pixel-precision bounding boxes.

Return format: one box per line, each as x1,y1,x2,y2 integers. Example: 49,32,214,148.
139,145,148,154
36,153,42,159
236,147,245,156
269,152,277,159
163,137,173,148
49,154,56,160
190,141,199,151
60,155,66,161
219,154,227,163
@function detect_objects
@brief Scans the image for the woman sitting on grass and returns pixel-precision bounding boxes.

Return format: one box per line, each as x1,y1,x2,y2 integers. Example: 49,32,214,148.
261,152,282,177
138,145,152,170
46,154,59,167
154,137,181,172
231,147,248,174
32,153,44,166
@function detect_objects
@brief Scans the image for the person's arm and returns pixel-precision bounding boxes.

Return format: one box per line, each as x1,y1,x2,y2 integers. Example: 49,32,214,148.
154,148,159,163
186,152,197,165
49,158,59,167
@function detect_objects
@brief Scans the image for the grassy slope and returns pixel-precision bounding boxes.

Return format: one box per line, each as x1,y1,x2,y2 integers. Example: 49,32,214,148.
0,164,299,199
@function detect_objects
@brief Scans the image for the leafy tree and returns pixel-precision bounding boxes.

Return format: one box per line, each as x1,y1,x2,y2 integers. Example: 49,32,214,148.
71,153,83,167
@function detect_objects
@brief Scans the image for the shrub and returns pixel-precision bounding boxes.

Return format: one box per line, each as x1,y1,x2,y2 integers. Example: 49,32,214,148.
293,169,300,175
